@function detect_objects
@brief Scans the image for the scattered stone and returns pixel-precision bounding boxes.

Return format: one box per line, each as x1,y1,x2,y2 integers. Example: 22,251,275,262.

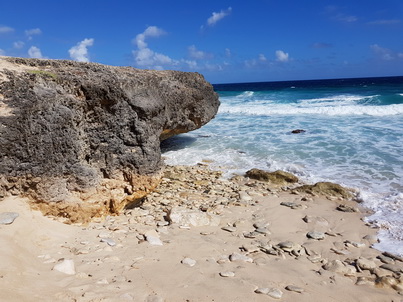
380,263,403,274
255,227,270,235
98,231,112,239
245,169,299,185
255,288,270,294
221,226,237,233
285,285,304,293
0,212,19,225
337,204,358,213
383,251,403,263
239,191,253,202
267,288,283,299
52,259,76,275
362,234,378,244
181,258,197,267
253,221,270,229
280,202,303,209
144,230,163,246
345,240,365,248
302,215,329,226
229,252,253,263
330,248,350,255
323,260,356,276
168,207,220,227
278,241,299,252
219,271,235,277
100,238,116,246
377,254,395,264
356,258,377,271
307,231,325,240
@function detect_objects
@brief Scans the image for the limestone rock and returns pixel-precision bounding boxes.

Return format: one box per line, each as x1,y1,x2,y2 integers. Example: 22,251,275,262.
144,230,163,246
168,207,220,227
0,57,219,223
356,258,377,271
245,169,299,185
323,259,356,275
53,259,76,275
294,182,354,200
0,212,19,224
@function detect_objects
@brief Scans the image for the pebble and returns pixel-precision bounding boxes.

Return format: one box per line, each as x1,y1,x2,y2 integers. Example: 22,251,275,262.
253,221,269,229
286,285,304,293
277,241,299,252
0,212,19,225
280,202,303,209
52,259,76,275
336,204,358,213
380,263,403,273
100,238,116,246
229,252,253,263
239,192,253,202
307,231,325,240
267,288,283,299
219,271,235,277
356,258,377,271
221,226,237,233
144,230,163,246
323,260,356,276
255,227,270,235
255,288,269,294
98,231,112,239
377,254,395,264
181,258,197,267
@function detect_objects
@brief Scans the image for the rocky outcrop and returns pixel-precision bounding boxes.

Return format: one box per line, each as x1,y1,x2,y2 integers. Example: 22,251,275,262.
0,57,219,222
293,182,354,200
245,168,299,186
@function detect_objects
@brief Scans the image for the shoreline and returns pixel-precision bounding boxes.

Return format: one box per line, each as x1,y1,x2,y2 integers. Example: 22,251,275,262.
0,164,402,301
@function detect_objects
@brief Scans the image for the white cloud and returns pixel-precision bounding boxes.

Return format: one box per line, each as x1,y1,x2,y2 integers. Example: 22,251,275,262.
182,59,198,69
367,19,400,25
0,49,5,56
0,26,14,34
206,7,232,27
13,41,25,49
275,50,289,62
134,26,165,49
132,26,177,69
188,45,212,60
225,48,231,58
370,44,397,60
25,28,42,40
259,54,267,62
69,38,94,62
28,46,43,59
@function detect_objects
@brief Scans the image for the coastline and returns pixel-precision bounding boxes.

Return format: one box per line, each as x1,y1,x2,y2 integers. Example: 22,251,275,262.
0,164,402,301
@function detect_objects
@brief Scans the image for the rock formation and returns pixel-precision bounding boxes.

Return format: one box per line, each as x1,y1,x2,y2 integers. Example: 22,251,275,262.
0,57,219,222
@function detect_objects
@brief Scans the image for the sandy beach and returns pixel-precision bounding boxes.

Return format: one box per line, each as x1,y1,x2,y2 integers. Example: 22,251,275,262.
0,164,402,302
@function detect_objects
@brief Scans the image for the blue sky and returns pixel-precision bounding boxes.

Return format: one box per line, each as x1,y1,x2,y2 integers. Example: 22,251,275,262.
1,0,402,83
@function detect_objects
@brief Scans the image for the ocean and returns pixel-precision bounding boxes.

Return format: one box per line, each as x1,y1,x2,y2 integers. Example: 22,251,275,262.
161,76,403,256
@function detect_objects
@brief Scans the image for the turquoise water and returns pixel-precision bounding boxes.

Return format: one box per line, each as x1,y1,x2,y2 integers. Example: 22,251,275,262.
162,76,403,256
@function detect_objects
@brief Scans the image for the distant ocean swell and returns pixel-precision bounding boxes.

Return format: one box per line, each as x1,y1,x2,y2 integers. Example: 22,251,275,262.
162,77,403,256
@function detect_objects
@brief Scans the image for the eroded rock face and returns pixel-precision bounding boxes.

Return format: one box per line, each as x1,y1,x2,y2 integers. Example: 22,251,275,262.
0,57,219,222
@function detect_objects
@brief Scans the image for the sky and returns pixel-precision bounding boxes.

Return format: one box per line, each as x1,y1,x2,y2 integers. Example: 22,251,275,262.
1,0,402,84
